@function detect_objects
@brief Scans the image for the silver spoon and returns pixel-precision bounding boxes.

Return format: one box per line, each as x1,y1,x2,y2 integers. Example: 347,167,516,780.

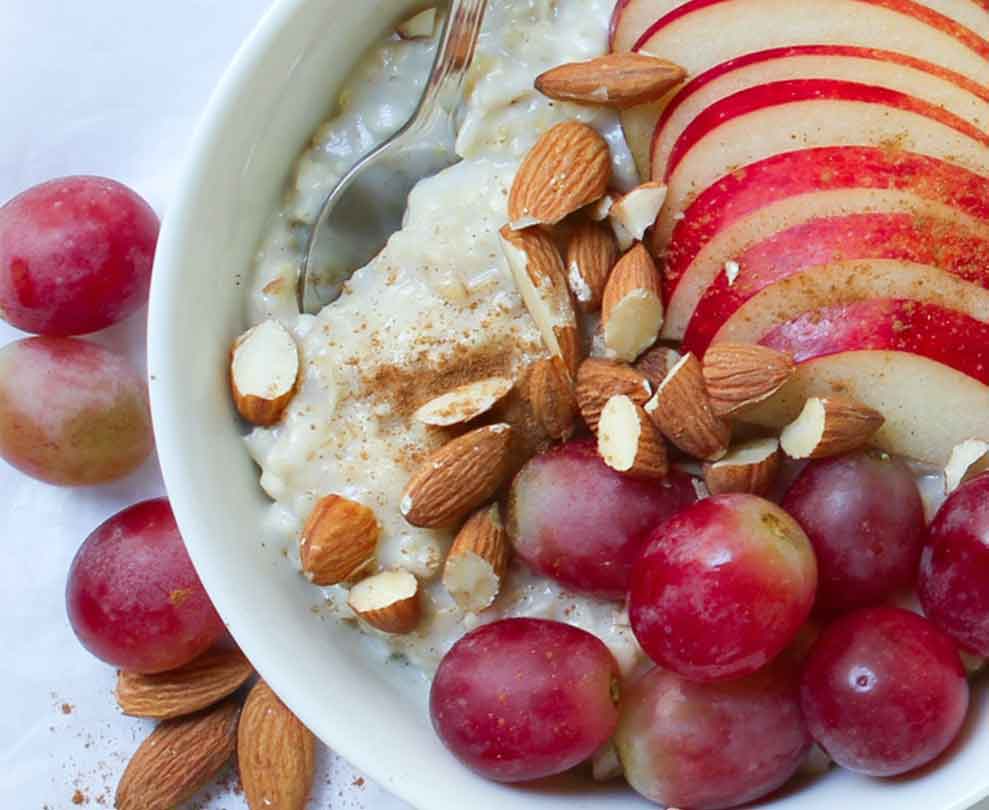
297,0,489,313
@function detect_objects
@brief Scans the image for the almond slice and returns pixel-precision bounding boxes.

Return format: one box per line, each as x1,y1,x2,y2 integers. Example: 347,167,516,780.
499,225,582,377
397,7,436,38
115,648,254,720
702,343,796,416
703,437,782,496
414,376,514,426
598,395,668,479
566,218,617,313
645,353,730,461
508,121,610,227
239,681,316,810
575,358,652,433
635,346,682,390
780,396,884,460
229,319,300,426
347,569,421,634
443,503,510,612
944,439,989,494
601,244,664,362
609,181,668,251
300,495,379,586
401,423,513,528
528,357,578,441
534,53,686,109
115,700,240,810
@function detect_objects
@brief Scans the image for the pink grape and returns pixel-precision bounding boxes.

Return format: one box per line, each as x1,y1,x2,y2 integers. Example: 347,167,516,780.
616,659,810,810
629,494,817,682
919,473,989,655
429,618,620,782
506,439,697,599
0,176,158,335
66,498,225,673
782,451,926,614
800,606,968,776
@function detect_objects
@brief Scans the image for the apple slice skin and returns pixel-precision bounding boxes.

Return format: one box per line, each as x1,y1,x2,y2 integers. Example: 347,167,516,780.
681,213,989,353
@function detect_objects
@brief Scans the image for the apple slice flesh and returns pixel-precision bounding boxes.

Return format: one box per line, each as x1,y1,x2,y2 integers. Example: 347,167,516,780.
662,147,989,340
682,213,989,353
737,350,989,466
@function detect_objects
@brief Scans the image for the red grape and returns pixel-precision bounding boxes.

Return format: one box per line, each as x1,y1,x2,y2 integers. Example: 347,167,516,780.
66,498,225,673
429,618,620,782
0,337,152,485
506,439,697,599
629,494,817,682
782,451,926,614
0,176,158,335
919,473,989,655
800,606,968,776
616,660,809,810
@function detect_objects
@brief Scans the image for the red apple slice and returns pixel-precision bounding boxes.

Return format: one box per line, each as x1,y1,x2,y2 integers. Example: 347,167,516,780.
704,259,989,350
662,147,989,340
737,350,989,465
653,79,989,254
681,212,989,354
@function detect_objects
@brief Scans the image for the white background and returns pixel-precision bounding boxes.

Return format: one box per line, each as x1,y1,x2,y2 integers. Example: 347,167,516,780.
0,1,407,807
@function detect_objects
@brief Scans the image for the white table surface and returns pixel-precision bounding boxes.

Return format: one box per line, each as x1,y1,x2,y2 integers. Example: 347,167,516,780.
0,2,409,807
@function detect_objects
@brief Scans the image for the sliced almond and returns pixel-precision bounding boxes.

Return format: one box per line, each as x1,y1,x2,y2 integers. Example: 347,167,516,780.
401,423,513,528
598,395,668,479
239,681,316,810
508,121,610,227
601,244,664,362
528,357,578,441
397,7,436,38
645,353,731,461
300,495,379,586
566,218,617,313
944,439,989,494
587,193,616,222
229,319,300,426
780,396,885,460
635,346,682,390
347,569,422,634
702,343,797,416
115,648,254,720
609,181,668,251
115,700,240,810
535,53,686,109
499,225,583,377
443,503,510,612
703,437,781,496
414,376,514,426
575,358,652,433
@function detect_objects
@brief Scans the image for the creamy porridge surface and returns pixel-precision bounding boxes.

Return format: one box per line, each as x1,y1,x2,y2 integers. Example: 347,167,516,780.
245,0,646,675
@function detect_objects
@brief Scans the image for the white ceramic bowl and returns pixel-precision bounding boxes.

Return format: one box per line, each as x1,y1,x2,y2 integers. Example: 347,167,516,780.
148,2,989,808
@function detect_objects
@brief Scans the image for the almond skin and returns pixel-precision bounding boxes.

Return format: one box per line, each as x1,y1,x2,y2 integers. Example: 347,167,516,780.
239,681,316,810
443,503,511,612
780,396,884,460
508,121,610,226
115,648,254,720
300,495,379,586
115,700,240,810
702,343,797,416
601,244,664,362
535,53,686,108
635,345,682,390
565,218,617,313
575,358,652,433
528,357,578,441
401,424,514,528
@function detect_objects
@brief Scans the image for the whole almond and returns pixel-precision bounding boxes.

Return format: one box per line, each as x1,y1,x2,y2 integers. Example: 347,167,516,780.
529,357,578,441
601,244,664,362
401,424,514,528
239,681,316,810
703,343,797,416
575,358,652,432
566,218,617,313
300,495,379,586
443,503,511,612
508,121,610,227
535,53,686,108
115,700,240,810
116,648,254,720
